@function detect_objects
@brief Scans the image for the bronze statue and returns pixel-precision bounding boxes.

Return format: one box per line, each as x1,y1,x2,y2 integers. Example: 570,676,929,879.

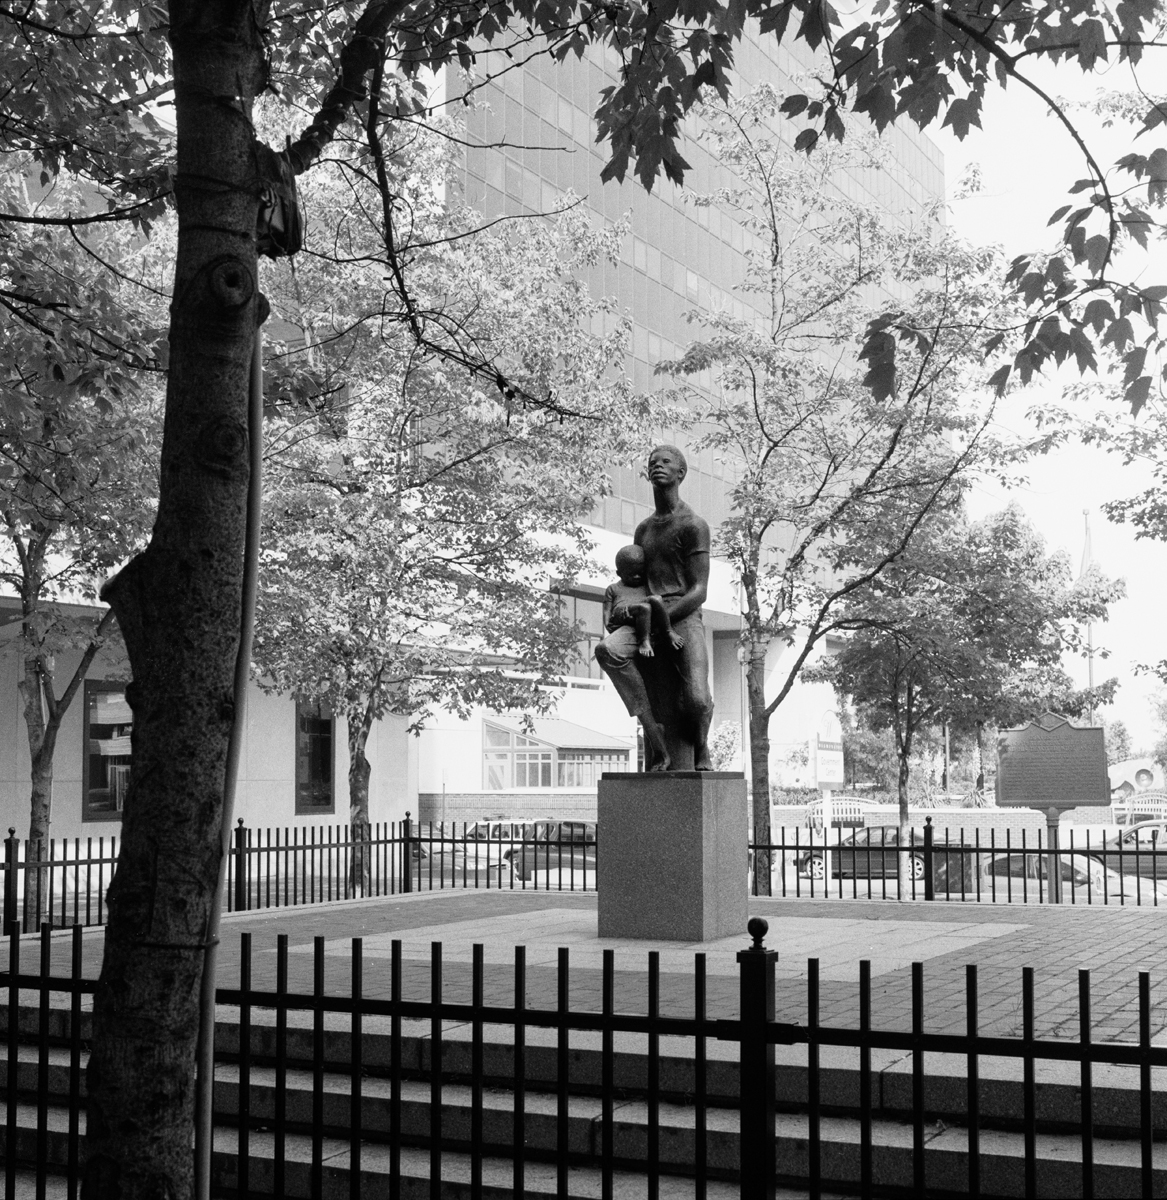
595,445,714,771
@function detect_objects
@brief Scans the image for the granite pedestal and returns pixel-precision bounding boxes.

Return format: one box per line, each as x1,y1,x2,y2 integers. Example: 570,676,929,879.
597,771,747,941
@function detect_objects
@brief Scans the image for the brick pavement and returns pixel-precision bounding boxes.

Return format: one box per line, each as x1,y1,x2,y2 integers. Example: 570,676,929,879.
14,890,1167,1042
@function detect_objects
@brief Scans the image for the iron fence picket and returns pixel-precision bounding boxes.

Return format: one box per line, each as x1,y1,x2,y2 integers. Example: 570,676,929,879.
351,937,362,1200
1140,971,1153,1200
390,939,402,1200
1023,966,1037,1200
238,932,251,1200
859,959,872,1200
966,964,980,1200
275,935,288,1200
312,935,325,1200
1080,969,1094,1200
601,948,614,1200
35,925,49,1200
647,950,660,1200
694,951,707,1200
470,942,483,1200
67,926,81,1200
430,941,442,1200
808,956,821,1200
514,945,526,1199
558,946,570,1200
912,961,924,1196
5,926,17,1200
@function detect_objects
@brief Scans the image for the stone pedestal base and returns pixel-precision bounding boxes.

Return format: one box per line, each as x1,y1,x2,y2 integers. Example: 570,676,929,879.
597,772,747,941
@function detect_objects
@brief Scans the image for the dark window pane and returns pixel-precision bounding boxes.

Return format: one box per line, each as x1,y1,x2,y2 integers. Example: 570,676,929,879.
83,682,132,822
295,698,334,813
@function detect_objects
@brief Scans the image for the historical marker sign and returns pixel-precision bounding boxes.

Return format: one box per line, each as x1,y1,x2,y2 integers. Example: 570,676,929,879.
996,712,1110,810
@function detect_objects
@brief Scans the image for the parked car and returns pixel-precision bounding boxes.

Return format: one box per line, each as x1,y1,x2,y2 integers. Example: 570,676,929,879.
449,820,548,869
975,850,1167,903
796,827,929,881
1086,820,1167,881
509,839,596,888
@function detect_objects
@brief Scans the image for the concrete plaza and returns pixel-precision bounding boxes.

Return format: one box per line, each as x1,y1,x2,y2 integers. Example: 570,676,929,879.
186,889,1167,1043
25,887,1167,1042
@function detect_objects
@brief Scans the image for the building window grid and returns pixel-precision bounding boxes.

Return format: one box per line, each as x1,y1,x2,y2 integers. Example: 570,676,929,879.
483,722,629,789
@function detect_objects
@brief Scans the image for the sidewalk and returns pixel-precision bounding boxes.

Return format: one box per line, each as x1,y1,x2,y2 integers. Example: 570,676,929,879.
193,889,1167,1043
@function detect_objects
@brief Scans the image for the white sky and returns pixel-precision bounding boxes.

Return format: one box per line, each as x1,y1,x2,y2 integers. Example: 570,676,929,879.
928,59,1167,749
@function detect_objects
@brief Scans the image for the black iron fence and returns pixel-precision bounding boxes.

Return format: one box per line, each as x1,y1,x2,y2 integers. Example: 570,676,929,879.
5,816,1167,932
2,919,1165,1198
753,818,1167,906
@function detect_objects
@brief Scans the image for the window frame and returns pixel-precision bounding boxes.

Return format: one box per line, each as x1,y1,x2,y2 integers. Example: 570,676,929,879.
294,697,335,815
82,680,132,823
483,721,629,791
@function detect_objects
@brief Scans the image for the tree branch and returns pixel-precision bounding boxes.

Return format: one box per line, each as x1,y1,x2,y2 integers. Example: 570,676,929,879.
284,0,411,176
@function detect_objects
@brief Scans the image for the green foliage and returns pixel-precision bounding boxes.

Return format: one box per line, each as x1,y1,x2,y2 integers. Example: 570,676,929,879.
708,720,742,770
4,0,1164,424
252,121,653,787
812,503,1125,805
0,164,164,630
660,89,1021,819
1103,717,1134,764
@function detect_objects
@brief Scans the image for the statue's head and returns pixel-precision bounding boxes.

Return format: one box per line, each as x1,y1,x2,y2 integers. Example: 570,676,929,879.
647,444,687,487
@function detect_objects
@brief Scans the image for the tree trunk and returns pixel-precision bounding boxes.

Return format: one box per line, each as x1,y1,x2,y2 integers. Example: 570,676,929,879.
976,720,989,795
348,707,374,897
746,646,771,897
22,732,57,932
17,651,52,931
82,6,265,1198
897,744,913,897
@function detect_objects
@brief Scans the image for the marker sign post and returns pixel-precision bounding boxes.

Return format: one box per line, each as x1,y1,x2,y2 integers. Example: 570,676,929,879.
812,732,846,887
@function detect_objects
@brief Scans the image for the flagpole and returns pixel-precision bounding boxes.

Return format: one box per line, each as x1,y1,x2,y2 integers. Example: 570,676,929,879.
1083,509,1095,724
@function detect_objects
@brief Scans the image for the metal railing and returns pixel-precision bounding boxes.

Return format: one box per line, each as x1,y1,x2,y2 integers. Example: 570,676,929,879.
750,817,1167,905
7,816,1167,932
2,919,1164,1198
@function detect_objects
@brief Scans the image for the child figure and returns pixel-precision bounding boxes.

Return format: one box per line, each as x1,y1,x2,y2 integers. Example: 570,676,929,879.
600,544,685,658
597,544,686,771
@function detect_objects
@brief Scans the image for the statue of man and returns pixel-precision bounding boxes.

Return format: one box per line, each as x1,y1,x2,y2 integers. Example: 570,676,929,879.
595,445,714,771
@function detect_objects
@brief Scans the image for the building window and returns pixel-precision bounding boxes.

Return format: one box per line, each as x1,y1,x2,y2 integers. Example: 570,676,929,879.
556,752,629,788
483,722,629,789
295,698,334,814
83,682,132,822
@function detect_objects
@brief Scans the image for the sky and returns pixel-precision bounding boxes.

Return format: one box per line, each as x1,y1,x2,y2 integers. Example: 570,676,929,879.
927,60,1167,750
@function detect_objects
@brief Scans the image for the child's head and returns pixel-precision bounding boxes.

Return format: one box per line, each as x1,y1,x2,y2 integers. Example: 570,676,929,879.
614,544,645,586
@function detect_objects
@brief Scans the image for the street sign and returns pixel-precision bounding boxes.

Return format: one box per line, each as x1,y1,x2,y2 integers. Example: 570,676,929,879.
813,736,845,789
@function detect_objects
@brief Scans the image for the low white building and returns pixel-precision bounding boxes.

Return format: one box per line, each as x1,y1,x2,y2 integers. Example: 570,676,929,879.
0,524,841,838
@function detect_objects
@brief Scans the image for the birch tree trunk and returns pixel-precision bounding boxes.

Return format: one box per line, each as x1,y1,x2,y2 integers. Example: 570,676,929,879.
81,4,265,1196
348,705,375,897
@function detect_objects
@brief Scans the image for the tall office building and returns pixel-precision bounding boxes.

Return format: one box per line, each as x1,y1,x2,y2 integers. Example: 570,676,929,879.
411,33,946,819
